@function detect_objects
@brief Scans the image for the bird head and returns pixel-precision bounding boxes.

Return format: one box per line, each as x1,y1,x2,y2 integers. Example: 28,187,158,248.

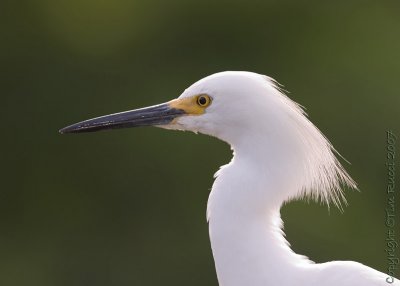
59,71,277,144
60,71,356,208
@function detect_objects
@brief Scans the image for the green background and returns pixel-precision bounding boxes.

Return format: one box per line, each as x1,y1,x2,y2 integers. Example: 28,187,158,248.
1,1,399,285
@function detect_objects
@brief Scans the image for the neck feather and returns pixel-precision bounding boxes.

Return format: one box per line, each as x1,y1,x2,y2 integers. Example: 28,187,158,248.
208,166,312,285
207,123,353,285
207,147,313,285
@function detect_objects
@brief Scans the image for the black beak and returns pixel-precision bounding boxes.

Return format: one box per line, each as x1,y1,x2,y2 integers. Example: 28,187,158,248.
59,102,185,134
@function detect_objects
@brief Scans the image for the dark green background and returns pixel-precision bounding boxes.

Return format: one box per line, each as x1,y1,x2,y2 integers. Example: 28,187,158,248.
1,1,399,285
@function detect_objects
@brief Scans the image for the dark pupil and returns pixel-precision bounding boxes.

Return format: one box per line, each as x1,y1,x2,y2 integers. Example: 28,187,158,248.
199,96,207,105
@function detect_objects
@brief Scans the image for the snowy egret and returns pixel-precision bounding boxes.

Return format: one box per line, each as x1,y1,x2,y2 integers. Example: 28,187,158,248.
60,71,398,285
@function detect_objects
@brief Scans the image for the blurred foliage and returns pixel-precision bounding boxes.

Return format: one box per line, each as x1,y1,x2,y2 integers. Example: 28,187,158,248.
1,0,400,285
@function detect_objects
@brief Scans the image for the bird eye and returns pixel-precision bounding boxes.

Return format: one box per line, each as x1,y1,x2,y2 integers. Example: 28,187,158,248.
196,95,211,107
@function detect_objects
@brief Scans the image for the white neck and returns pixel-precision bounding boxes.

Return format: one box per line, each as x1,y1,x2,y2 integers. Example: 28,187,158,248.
207,137,315,286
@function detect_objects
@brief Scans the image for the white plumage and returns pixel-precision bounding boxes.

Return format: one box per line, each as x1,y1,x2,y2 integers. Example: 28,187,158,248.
61,71,398,285
173,72,396,285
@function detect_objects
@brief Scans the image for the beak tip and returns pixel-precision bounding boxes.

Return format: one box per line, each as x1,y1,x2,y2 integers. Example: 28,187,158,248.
59,125,78,134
